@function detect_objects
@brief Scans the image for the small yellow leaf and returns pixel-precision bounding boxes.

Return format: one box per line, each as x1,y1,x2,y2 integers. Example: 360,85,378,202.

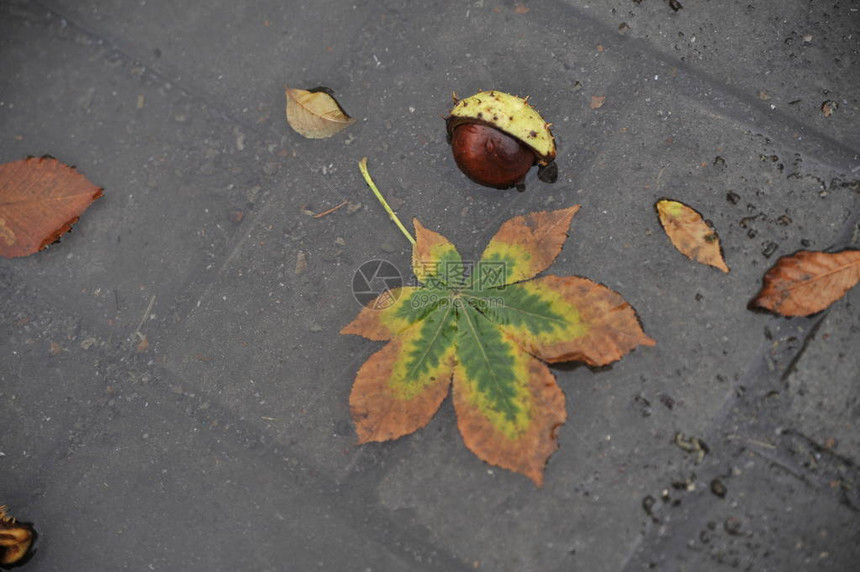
285,87,355,139
656,199,729,272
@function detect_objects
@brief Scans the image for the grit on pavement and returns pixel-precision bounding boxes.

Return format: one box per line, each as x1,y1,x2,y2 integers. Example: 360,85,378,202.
1,1,858,570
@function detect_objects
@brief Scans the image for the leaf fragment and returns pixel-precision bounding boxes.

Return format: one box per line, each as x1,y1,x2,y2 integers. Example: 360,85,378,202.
479,205,580,287
285,87,355,139
590,95,606,109
350,307,456,443
0,505,35,566
656,199,729,272
0,157,103,258
749,250,860,316
479,275,655,367
341,286,425,341
453,304,565,487
412,219,463,287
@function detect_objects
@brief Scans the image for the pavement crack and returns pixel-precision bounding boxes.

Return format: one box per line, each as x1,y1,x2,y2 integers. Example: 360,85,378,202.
778,313,827,382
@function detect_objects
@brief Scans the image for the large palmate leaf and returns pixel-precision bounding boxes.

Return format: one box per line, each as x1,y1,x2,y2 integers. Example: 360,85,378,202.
341,206,655,486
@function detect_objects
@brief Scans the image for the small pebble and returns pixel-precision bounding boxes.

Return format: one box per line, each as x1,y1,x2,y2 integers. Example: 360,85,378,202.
724,516,742,536
228,209,245,224
762,242,778,258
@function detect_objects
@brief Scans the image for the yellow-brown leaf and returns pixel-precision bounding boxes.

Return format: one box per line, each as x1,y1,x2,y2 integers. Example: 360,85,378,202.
749,250,860,316
656,199,729,272
285,87,355,139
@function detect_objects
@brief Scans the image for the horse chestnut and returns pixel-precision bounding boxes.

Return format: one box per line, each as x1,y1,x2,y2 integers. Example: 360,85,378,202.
446,91,557,190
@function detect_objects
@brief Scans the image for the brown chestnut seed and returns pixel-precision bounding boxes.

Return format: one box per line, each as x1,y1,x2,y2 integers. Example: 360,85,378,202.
451,123,535,189
445,91,557,190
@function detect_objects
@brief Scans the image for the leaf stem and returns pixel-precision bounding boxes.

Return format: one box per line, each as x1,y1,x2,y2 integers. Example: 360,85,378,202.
358,157,415,245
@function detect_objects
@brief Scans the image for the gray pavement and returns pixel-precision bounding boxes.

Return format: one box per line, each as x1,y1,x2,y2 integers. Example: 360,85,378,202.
1,1,858,570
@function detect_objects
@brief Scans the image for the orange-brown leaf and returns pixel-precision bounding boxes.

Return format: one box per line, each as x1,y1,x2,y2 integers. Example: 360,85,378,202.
749,250,860,316
0,157,103,258
656,199,729,272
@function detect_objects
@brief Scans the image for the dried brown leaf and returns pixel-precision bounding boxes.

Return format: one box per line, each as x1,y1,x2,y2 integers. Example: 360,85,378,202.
590,95,606,109
136,336,150,353
749,250,860,316
656,199,729,272
0,157,103,258
295,250,308,275
0,505,35,566
285,87,355,139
